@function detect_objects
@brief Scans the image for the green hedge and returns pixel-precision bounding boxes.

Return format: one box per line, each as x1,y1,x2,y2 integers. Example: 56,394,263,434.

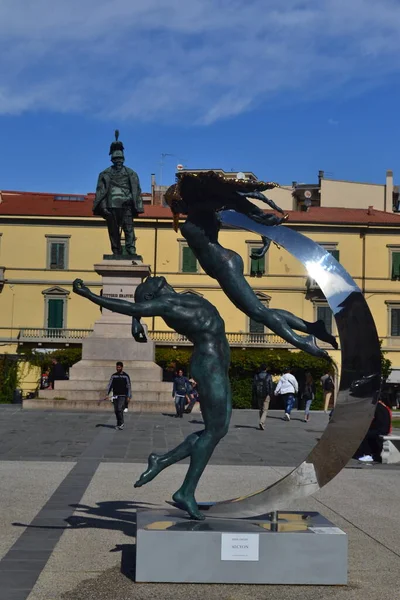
0,355,20,403
155,346,331,409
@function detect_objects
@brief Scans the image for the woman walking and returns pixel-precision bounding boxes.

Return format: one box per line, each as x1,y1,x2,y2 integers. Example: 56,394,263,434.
302,372,316,423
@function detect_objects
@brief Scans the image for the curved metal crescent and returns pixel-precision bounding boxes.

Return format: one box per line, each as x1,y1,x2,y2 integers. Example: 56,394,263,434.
207,210,381,519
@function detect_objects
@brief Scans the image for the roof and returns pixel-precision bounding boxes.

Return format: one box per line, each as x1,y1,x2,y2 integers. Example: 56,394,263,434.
1,190,400,226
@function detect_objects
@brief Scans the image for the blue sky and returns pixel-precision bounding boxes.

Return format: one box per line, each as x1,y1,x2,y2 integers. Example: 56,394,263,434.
1,0,400,194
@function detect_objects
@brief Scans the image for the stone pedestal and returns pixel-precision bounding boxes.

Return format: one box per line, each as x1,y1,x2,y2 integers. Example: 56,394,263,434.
136,509,348,585
28,259,173,411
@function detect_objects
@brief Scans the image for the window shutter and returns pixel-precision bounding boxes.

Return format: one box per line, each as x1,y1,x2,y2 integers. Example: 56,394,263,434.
391,309,400,336
57,244,65,269
47,299,64,329
392,253,400,280
249,318,264,334
329,249,340,262
250,255,265,277
182,246,197,273
317,305,332,335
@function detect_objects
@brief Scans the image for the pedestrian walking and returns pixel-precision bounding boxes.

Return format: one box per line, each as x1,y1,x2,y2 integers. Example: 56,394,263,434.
185,379,200,413
172,369,190,418
274,367,299,421
302,372,316,422
253,364,273,430
106,361,131,430
354,397,392,463
321,370,335,412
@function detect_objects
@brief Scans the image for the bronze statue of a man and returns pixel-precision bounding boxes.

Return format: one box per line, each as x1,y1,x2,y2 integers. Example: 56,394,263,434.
93,130,143,257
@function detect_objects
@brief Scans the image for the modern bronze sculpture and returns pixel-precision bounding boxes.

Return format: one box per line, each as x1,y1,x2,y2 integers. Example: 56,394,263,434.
76,169,381,523
93,130,143,257
164,171,337,358
73,276,231,520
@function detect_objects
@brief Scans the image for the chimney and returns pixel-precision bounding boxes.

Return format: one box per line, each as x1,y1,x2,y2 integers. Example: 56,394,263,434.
367,205,375,216
318,170,324,183
151,173,156,205
386,169,393,212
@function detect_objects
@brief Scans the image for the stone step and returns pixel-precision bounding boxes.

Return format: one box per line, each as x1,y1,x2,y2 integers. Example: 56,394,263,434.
39,389,172,402
23,398,201,413
51,380,172,392
69,361,163,382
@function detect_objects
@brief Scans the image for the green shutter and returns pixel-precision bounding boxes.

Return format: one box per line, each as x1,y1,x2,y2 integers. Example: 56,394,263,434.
250,255,265,277
47,299,64,329
392,253,400,280
50,243,65,269
329,249,340,262
249,318,264,334
391,309,400,336
317,305,332,335
182,246,197,273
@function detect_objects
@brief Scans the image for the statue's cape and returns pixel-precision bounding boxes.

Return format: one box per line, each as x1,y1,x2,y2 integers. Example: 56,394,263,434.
93,166,144,215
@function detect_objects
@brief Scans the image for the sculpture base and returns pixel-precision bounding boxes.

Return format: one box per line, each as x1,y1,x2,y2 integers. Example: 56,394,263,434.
136,508,347,585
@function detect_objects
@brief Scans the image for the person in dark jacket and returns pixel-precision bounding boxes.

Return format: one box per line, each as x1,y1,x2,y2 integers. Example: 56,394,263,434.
354,397,392,463
172,369,190,418
253,364,273,430
47,359,67,390
106,362,131,430
302,372,316,423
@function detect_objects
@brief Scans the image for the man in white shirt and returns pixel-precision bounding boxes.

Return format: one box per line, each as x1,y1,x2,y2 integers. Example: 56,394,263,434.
275,367,299,421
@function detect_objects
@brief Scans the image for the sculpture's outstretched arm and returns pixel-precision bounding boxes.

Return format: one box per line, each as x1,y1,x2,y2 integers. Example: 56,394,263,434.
73,279,166,318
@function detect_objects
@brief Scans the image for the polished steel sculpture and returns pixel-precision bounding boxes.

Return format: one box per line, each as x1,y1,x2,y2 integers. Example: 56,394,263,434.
207,210,381,518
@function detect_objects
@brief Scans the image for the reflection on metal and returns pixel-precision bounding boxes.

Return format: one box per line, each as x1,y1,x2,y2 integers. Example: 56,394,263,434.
208,211,381,519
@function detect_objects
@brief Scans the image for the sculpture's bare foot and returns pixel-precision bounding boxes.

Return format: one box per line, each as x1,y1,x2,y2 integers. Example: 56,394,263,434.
312,320,339,350
134,453,161,488
172,490,205,521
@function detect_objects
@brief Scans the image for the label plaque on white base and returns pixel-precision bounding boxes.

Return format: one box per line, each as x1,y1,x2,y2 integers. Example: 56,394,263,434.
221,533,259,561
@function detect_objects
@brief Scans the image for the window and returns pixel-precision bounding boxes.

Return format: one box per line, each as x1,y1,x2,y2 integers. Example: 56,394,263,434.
48,299,64,328
391,307,400,336
181,244,198,273
248,293,270,334
46,236,70,270
246,242,268,277
316,304,333,335
42,286,69,331
320,244,339,263
391,252,400,281
250,254,265,277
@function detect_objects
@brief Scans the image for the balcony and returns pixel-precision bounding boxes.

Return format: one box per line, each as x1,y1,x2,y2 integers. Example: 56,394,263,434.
150,330,293,348
18,328,93,345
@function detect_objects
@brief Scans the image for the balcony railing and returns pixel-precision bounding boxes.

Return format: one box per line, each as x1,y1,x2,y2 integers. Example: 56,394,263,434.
18,328,93,343
150,330,293,348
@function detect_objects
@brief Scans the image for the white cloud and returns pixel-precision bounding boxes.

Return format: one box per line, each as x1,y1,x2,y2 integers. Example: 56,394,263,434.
0,0,400,123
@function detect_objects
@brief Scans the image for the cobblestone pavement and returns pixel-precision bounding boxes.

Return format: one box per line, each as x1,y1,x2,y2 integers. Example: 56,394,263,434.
0,405,330,466
0,405,399,600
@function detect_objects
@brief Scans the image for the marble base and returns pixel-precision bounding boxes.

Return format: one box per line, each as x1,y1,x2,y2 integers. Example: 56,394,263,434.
136,509,348,585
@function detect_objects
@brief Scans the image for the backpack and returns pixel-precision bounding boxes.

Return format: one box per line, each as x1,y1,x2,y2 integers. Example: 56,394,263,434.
254,373,269,398
324,376,334,392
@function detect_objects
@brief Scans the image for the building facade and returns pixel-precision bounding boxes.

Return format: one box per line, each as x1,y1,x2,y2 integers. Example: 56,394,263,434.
1,171,400,391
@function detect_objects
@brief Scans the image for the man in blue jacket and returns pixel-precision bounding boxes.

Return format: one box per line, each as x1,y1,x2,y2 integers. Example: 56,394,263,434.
173,369,190,418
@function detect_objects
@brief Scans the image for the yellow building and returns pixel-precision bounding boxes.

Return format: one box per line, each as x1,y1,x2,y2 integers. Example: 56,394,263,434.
1,171,400,393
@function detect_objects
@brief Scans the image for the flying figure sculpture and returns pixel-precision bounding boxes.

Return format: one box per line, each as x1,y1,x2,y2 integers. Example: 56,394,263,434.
165,171,337,358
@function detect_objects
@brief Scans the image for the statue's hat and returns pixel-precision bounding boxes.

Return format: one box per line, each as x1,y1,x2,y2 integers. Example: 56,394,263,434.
109,130,125,159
